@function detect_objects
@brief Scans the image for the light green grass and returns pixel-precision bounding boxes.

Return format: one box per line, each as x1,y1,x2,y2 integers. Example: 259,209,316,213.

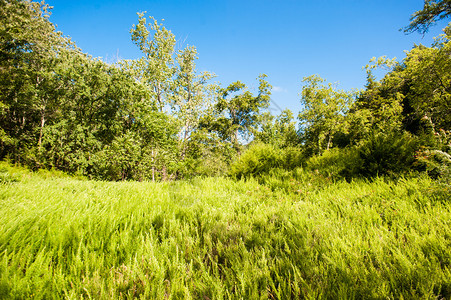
0,163,450,299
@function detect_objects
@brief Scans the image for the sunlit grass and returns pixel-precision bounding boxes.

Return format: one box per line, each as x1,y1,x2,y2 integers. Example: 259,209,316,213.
0,162,450,299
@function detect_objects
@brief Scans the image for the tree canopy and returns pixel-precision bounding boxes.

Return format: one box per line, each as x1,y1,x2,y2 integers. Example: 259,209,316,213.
404,0,451,34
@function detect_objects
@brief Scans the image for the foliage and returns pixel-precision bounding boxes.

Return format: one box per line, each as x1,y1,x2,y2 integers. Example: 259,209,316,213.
415,148,451,179
300,130,422,181
343,57,403,147
404,0,451,34
171,46,216,162
130,12,176,112
357,130,420,177
229,142,281,179
228,142,305,179
0,0,73,161
298,75,354,155
1,1,451,297
413,129,451,190
254,109,300,148
202,75,272,149
352,31,451,139
305,147,362,180
398,30,451,132
0,3,217,181
181,129,237,177
1,0,450,183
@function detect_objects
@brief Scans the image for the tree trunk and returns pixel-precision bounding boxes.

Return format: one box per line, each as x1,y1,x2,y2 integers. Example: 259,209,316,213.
151,148,156,182
162,165,167,181
180,120,190,160
38,109,45,149
326,131,332,151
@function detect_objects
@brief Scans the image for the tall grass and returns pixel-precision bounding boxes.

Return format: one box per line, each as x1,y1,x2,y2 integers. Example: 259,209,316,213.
0,162,450,299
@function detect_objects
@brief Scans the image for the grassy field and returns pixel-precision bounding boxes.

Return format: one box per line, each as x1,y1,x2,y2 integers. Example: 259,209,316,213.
0,162,450,299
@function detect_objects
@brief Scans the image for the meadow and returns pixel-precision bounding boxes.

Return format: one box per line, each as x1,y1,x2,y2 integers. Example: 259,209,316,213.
0,162,450,299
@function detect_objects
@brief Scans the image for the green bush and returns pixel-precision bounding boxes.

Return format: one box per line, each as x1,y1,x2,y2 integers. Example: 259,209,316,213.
414,149,451,191
229,143,306,179
357,130,419,177
229,142,281,179
414,129,451,187
306,147,362,180
279,146,305,169
302,130,420,180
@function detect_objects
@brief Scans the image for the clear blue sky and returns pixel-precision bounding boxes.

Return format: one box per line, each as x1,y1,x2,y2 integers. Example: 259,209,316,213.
47,0,448,115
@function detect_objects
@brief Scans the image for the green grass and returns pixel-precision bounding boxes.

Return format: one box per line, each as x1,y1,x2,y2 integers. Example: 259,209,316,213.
0,162,450,299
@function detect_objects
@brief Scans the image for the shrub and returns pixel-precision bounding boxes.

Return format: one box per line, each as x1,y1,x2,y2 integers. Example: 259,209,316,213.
279,147,305,170
306,147,362,180
357,130,419,177
229,142,282,179
229,143,307,179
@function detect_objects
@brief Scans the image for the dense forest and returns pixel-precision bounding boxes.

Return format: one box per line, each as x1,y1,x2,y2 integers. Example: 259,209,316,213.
1,0,450,183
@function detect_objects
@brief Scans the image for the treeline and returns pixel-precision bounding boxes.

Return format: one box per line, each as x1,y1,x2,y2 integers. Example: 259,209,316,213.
1,0,450,182
0,0,272,180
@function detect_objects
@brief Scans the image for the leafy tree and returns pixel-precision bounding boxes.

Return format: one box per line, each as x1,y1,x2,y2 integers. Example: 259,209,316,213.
396,32,451,132
343,33,450,179
130,12,176,112
298,75,353,155
255,109,299,148
171,46,215,160
346,57,404,145
404,0,451,34
94,111,178,181
0,0,73,162
202,75,271,149
37,52,150,176
354,32,451,138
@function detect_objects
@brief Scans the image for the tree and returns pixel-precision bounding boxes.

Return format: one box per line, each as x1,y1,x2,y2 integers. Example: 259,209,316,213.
37,51,149,176
171,46,215,160
130,12,176,112
353,33,451,137
395,32,451,132
0,0,73,162
255,109,299,148
404,0,451,34
298,75,353,155
346,57,404,145
202,75,271,149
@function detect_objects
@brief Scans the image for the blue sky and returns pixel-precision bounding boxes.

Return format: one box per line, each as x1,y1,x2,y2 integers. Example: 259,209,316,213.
47,0,448,115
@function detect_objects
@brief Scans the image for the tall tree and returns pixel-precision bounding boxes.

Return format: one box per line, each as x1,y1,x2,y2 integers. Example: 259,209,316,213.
351,33,451,138
255,109,299,148
0,0,72,161
171,46,215,160
347,56,404,143
203,75,271,149
130,12,176,112
298,75,353,155
396,32,451,132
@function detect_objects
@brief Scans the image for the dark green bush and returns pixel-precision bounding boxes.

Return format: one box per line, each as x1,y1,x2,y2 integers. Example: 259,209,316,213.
302,130,421,180
357,130,419,177
279,147,305,169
